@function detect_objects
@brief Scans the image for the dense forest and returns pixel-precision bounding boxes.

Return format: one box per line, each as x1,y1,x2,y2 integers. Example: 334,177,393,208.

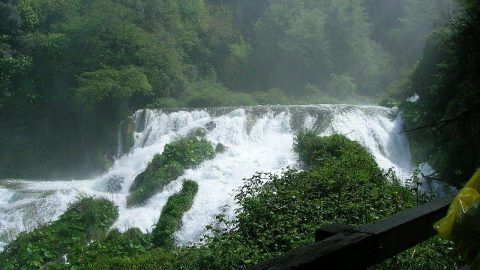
0,0,456,179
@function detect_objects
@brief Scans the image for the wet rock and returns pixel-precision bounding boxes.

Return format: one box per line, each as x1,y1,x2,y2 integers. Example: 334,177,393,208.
215,143,226,153
135,109,147,132
205,121,216,131
118,117,135,156
188,127,207,138
105,175,124,193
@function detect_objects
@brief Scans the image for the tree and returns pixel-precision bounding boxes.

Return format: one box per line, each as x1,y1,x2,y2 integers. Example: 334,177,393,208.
250,0,390,96
75,66,152,112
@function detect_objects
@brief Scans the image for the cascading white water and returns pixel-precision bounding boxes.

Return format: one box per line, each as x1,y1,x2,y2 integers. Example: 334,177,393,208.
0,104,417,250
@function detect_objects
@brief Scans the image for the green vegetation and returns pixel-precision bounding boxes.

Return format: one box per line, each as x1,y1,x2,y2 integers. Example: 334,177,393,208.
0,0,452,179
0,133,459,269
127,137,214,206
152,180,199,249
67,228,153,268
384,0,480,186
0,197,118,269
376,237,459,270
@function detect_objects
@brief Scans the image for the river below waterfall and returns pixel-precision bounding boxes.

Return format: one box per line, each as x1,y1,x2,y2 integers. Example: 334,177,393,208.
0,104,448,250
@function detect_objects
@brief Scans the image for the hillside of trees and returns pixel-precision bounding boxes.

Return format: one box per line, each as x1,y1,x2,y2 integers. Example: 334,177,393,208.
385,0,479,186
0,0,455,178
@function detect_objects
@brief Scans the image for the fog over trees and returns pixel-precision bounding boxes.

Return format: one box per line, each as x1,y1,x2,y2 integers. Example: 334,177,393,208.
0,0,459,179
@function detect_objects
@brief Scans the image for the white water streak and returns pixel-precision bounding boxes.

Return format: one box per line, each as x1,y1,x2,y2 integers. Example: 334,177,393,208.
0,105,415,250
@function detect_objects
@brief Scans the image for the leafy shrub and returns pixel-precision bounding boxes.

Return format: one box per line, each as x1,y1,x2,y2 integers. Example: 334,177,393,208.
294,131,372,169
69,228,153,268
87,247,202,270
0,197,118,270
225,135,415,264
151,137,215,171
127,163,186,207
127,137,214,206
374,237,460,270
152,180,199,249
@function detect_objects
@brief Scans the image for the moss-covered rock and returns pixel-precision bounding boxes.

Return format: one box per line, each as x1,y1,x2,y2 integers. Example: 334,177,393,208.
0,198,118,270
127,162,184,206
215,143,226,154
187,127,207,138
152,180,199,249
127,137,214,207
205,121,216,131
105,175,125,193
118,117,135,157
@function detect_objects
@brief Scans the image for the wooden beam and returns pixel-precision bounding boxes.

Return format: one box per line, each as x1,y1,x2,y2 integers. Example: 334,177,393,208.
358,196,453,262
315,223,355,242
248,196,453,270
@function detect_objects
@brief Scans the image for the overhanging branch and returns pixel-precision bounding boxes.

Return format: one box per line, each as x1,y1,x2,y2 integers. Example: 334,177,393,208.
400,109,473,134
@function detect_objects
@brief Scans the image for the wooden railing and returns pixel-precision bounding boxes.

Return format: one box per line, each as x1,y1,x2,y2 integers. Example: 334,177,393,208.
249,196,453,270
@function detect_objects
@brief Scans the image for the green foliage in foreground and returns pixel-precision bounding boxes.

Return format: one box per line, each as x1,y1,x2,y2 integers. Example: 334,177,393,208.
127,137,214,206
295,131,371,169
153,180,199,249
0,197,118,270
0,134,460,269
67,228,153,268
375,237,459,270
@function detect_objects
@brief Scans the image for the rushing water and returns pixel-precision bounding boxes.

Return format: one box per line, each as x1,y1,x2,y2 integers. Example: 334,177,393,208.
0,104,421,250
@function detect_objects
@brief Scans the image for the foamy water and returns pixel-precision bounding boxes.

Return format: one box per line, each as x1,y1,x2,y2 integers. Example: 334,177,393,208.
0,105,417,249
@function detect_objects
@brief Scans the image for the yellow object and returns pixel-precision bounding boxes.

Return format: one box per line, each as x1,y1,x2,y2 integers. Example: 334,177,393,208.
434,170,480,239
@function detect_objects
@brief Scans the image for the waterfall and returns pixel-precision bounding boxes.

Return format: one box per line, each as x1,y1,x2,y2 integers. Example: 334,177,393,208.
0,104,420,250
